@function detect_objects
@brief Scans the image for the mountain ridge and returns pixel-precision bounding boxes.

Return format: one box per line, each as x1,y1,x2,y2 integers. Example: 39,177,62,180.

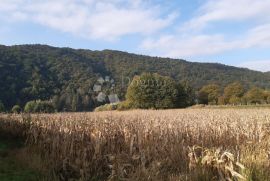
1,44,270,110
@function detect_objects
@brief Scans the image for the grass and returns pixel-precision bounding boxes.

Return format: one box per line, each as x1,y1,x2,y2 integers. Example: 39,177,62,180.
0,136,43,181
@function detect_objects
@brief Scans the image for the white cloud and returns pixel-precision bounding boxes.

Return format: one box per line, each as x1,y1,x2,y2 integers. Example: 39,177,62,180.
183,0,270,31
243,24,270,48
0,0,177,40
238,60,270,72
141,34,232,57
141,0,270,58
141,23,270,58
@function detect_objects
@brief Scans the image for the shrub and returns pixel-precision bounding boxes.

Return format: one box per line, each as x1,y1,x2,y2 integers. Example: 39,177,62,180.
94,103,118,112
117,101,133,110
34,101,55,113
24,100,55,113
24,101,37,113
11,105,22,113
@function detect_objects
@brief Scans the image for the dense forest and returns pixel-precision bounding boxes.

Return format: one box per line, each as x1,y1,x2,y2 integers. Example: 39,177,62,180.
1,44,270,111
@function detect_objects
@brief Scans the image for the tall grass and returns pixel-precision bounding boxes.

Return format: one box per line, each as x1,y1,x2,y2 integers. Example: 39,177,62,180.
0,109,269,180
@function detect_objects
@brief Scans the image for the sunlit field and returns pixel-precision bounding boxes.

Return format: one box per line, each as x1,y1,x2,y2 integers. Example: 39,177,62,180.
1,109,270,180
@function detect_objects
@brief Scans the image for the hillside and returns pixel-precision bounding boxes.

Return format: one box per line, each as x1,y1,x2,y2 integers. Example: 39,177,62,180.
1,44,270,110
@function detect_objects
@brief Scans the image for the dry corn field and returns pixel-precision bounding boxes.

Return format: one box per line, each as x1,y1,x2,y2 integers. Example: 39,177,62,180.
1,109,270,181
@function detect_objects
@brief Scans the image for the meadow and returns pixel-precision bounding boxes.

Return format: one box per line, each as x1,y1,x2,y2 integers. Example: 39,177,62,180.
0,109,270,180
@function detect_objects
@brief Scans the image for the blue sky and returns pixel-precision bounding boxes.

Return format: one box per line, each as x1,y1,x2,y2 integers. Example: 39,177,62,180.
1,0,270,72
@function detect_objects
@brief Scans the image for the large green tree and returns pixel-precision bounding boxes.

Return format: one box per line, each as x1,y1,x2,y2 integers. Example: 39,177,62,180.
126,73,189,109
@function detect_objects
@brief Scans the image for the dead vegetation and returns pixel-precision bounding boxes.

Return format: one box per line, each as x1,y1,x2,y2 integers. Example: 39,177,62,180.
0,109,270,180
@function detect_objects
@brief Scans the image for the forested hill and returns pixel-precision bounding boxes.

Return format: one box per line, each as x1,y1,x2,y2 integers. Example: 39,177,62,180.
1,44,270,110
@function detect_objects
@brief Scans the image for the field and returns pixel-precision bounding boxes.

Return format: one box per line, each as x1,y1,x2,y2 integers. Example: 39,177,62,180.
0,109,270,180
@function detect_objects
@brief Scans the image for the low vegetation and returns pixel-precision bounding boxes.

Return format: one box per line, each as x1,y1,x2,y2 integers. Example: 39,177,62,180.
0,109,269,180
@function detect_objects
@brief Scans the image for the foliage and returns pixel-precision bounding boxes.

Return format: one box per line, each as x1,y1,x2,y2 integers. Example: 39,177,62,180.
218,96,226,105
198,84,220,105
1,45,270,111
11,105,21,113
94,104,118,112
24,100,55,113
116,101,132,111
126,73,188,109
198,82,270,106
223,82,245,104
24,101,36,113
228,95,242,105
177,82,196,107
244,87,266,104
0,101,5,112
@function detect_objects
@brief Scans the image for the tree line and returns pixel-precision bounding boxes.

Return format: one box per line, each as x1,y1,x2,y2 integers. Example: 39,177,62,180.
1,73,270,113
198,82,270,105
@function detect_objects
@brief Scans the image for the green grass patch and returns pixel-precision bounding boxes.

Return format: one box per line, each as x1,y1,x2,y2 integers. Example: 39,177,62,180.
0,137,43,181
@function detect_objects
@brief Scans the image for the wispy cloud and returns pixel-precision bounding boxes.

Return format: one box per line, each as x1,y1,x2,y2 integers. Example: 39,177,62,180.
0,0,177,41
141,0,270,58
182,0,270,31
141,23,270,58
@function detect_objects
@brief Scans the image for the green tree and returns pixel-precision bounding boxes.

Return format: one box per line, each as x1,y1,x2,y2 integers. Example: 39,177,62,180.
0,101,5,112
198,84,220,105
224,82,244,104
244,87,265,104
126,73,186,109
11,105,21,113
179,82,196,107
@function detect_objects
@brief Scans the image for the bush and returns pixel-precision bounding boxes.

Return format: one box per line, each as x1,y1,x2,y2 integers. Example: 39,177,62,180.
11,105,21,113
117,101,133,111
24,100,55,113
24,101,37,113
95,101,134,112
94,104,118,112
